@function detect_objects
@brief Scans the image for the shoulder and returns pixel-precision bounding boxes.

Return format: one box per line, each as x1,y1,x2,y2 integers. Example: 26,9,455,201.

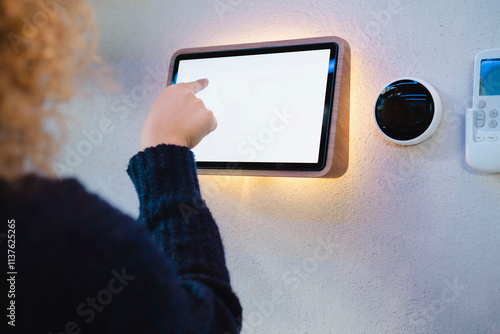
3,174,132,227
1,174,98,215
1,174,151,258
2,175,154,259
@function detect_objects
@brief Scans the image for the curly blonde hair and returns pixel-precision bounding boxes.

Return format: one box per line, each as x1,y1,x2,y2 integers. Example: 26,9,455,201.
0,0,98,181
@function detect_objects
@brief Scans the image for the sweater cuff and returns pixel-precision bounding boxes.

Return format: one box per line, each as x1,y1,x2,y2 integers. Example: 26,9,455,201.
127,145,201,215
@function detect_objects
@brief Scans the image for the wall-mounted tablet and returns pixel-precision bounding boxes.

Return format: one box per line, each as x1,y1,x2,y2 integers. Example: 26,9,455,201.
168,36,350,177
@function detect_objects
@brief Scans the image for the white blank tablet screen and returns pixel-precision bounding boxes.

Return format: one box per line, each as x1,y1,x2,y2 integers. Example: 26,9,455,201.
174,49,332,163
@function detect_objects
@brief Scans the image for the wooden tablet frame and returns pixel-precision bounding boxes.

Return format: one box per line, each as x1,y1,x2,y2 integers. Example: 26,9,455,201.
167,36,350,178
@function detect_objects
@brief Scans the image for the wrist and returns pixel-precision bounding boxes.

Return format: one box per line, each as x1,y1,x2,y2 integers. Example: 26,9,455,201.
140,135,189,150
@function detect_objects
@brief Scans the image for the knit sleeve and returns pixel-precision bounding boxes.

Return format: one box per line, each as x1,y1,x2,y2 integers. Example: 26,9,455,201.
127,144,242,333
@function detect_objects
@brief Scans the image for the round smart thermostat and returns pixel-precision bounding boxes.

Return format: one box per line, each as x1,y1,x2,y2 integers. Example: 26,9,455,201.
374,78,442,145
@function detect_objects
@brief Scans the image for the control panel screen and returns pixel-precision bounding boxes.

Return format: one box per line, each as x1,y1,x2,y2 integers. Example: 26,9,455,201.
480,58,500,96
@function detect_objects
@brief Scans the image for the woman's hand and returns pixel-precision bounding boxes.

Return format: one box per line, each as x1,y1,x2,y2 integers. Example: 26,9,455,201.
140,79,217,150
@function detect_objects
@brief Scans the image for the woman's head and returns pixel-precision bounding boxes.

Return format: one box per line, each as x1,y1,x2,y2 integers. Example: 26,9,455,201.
0,0,97,181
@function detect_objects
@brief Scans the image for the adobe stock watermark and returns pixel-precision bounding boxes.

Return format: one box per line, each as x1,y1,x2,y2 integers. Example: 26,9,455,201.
7,0,72,54
378,101,465,193
176,106,295,223
407,277,467,333
177,162,243,225
52,118,115,175
237,106,296,161
178,190,207,225
354,0,402,45
214,0,243,21
48,267,135,334
177,106,295,223
238,236,340,334
52,65,165,176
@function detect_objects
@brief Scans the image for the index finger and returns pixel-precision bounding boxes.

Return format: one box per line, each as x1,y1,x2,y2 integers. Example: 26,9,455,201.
187,78,209,94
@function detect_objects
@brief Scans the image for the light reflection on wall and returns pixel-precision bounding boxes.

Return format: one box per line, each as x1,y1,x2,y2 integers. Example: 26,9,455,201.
198,173,353,226
192,14,381,227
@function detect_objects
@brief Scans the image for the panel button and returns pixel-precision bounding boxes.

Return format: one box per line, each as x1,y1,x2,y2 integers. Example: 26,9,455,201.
476,110,485,127
475,134,485,142
476,110,485,120
487,134,498,142
490,109,498,118
489,120,498,128
478,100,486,109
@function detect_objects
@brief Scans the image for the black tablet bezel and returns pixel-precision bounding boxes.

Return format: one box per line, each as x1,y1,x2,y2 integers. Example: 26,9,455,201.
171,42,339,171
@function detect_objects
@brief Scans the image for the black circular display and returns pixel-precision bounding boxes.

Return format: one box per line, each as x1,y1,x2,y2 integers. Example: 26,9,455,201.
375,79,435,141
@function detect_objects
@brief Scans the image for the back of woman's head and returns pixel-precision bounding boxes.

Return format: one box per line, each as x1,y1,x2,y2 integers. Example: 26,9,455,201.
0,0,97,181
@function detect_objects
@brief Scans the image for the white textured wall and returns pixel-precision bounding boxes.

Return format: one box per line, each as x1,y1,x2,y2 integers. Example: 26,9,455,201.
57,0,500,333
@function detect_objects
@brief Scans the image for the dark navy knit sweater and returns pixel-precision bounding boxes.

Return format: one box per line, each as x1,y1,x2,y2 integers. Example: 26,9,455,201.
0,144,242,333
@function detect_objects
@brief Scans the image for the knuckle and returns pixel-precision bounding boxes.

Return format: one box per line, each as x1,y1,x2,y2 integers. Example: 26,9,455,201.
194,97,206,109
204,109,216,123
